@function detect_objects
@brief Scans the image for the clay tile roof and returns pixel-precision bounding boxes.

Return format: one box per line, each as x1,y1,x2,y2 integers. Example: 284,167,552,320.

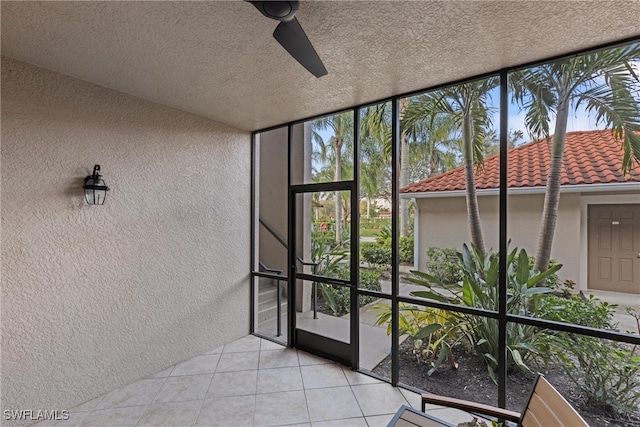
401,130,640,194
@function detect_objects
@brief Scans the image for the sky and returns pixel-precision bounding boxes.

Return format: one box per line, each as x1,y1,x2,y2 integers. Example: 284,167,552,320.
312,58,640,168
505,90,600,140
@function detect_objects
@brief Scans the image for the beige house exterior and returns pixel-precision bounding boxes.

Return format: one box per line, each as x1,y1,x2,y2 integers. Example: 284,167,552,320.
409,189,639,293
403,131,640,295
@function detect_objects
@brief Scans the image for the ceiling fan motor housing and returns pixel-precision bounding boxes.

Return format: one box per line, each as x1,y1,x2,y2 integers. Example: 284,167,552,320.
254,1,298,22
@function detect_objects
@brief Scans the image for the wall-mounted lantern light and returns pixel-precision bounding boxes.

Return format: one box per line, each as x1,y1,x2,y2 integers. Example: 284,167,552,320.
83,165,110,205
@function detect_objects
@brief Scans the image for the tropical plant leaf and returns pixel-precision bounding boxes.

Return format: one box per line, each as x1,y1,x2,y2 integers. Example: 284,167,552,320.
434,344,450,369
483,353,497,364
516,249,530,285
464,276,485,306
409,290,452,303
409,270,443,286
461,244,474,274
415,323,443,340
487,365,498,384
508,348,534,374
522,287,553,297
462,279,474,306
526,263,562,287
486,258,499,287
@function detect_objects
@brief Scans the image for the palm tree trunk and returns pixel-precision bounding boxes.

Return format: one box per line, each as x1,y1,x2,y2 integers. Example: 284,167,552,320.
400,136,410,236
535,96,569,273
399,98,410,236
462,114,486,256
429,139,436,176
335,141,342,245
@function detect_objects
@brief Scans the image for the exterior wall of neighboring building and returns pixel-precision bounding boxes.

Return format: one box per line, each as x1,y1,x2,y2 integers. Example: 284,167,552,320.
414,192,581,286
256,123,312,311
1,57,251,424
257,127,288,275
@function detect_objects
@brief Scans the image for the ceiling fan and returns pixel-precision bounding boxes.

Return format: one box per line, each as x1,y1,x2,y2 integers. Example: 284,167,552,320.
248,1,328,78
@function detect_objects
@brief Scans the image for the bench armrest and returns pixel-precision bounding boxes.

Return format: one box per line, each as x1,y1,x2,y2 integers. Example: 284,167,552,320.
421,393,521,423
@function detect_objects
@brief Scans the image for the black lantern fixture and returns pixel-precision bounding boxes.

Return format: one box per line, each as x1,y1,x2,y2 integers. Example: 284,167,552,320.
83,165,110,205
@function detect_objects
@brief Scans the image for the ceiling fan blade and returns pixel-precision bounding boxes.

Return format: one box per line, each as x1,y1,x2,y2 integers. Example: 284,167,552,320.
273,17,327,78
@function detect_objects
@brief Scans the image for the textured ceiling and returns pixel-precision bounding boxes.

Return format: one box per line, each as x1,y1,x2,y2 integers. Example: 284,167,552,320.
2,1,640,132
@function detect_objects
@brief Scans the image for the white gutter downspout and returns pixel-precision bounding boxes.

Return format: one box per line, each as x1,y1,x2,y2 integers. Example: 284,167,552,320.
412,198,419,270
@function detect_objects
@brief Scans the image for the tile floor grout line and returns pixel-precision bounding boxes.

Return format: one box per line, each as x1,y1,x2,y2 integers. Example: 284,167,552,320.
301,384,313,426
82,386,164,426
192,346,225,427
350,381,368,423
294,347,313,427
252,339,263,427
71,393,105,424
133,374,171,427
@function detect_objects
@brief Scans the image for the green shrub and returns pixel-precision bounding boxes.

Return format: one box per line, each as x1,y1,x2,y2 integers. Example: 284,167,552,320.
408,244,561,379
360,241,377,253
515,255,561,289
374,302,461,374
361,245,391,267
425,247,463,285
360,219,391,230
312,229,338,252
546,334,640,417
537,294,615,329
368,226,412,264
399,235,414,263
537,298,640,417
376,224,392,247
360,269,382,292
425,247,560,289
320,267,381,315
311,228,349,278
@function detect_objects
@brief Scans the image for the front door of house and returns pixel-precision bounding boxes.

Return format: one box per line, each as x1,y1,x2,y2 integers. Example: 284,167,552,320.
288,182,358,367
588,204,640,294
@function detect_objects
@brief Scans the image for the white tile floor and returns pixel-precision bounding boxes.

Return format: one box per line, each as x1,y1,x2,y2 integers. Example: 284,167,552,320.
34,335,475,427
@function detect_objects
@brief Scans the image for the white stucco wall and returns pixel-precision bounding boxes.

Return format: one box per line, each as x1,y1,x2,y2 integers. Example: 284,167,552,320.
1,57,251,424
415,193,581,284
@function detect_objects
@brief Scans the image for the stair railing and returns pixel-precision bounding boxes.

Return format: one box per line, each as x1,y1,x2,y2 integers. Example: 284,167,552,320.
258,261,284,336
259,218,320,319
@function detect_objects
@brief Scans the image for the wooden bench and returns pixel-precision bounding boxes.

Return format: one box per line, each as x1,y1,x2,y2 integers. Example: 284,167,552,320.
421,375,589,427
387,405,455,427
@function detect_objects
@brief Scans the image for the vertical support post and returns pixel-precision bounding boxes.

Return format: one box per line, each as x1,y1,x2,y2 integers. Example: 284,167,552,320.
391,97,400,386
276,277,282,337
351,107,361,369
498,69,509,408
287,124,296,348
250,132,257,334
313,265,318,319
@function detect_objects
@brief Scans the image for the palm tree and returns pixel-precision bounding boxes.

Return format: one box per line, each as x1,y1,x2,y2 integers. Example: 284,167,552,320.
403,77,499,256
511,43,640,273
361,102,458,236
360,101,412,236
404,110,460,181
360,104,392,210
312,112,354,245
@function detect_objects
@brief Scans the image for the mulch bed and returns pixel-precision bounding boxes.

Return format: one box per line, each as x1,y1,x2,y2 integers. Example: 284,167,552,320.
372,337,640,427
